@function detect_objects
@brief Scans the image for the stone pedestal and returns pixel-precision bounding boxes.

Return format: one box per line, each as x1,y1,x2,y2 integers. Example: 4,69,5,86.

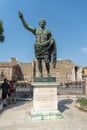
31,82,62,120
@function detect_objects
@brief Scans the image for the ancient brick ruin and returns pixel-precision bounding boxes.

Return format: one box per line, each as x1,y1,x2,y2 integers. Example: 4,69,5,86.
0,58,82,84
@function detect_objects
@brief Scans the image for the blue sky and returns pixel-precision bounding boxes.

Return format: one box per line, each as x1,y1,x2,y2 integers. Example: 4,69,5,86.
0,0,87,67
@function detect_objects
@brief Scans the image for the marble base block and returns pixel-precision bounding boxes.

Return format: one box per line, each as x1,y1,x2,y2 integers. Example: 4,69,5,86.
31,82,62,120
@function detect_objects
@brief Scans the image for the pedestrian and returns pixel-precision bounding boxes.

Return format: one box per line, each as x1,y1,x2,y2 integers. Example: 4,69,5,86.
9,80,16,104
11,80,16,103
8,80,13,104
1,78,10,107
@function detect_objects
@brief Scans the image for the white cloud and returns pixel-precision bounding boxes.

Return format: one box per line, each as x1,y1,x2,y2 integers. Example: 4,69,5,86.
81,48,87,53
58,58,62,60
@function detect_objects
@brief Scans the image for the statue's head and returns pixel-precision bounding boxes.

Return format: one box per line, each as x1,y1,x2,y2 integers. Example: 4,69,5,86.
39,19,46,26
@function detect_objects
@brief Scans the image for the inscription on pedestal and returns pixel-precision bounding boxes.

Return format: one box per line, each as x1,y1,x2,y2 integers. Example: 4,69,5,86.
33,84,58,111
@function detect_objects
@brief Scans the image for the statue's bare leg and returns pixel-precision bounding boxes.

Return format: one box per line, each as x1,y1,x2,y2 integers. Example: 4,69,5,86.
38,59,43,77
45,61,51,77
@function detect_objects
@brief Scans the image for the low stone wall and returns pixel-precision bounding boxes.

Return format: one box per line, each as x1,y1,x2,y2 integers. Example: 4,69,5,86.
16,85,33,98
57,87,83,95
0,81,87,99
57,84,84,95
16,84,84,98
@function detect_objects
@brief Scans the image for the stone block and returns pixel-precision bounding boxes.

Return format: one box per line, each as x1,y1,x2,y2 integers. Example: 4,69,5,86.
31,82,62,120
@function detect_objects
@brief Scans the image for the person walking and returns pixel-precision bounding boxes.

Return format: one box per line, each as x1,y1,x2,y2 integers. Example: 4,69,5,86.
8,80,16,104
11,80,16,104
1,78,10,107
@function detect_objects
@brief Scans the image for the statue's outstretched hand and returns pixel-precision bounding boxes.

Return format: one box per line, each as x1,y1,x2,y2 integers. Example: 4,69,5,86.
18,11,23,19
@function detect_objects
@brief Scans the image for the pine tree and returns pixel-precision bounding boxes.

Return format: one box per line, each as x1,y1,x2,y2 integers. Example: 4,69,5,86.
0,21,4,42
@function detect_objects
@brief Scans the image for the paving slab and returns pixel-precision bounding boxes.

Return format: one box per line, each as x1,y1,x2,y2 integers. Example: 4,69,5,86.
0,98,87,130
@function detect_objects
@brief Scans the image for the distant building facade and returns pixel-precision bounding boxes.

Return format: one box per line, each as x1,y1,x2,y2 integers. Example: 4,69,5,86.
0,58,82,83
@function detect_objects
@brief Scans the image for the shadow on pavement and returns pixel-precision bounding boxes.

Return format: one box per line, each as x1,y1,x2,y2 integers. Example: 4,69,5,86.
0,98,32,115
0,87,33,114
58,99,73,113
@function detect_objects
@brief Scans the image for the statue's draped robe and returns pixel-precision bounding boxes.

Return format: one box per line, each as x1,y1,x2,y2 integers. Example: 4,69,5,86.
34,38,57,68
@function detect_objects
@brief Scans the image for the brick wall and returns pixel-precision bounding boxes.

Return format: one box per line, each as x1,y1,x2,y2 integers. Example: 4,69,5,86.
33,59,80,83
0,58,82,83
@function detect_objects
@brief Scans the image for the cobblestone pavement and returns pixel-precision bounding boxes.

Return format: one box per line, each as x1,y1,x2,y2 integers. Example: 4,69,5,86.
0,98,87,130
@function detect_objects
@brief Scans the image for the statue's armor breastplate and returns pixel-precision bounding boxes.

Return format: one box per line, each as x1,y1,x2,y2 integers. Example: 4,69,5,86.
36,29,49,44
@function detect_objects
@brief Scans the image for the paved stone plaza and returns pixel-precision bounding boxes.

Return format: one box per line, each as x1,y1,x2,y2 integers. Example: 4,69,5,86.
0,97,87,130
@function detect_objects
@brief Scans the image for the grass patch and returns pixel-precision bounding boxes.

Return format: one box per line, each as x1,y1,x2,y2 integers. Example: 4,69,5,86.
76,97,87,112
76,97,87,107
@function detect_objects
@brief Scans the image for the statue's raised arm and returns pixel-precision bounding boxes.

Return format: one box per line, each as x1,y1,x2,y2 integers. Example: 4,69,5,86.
18,11,23,19
18,11,35,33
18,14,57,77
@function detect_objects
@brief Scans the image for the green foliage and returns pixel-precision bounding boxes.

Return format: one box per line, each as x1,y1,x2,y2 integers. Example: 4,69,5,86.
76,97,87,107
0,21,4,42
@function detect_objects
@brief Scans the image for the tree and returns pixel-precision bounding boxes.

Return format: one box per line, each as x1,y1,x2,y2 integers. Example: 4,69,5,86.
0,21,4,42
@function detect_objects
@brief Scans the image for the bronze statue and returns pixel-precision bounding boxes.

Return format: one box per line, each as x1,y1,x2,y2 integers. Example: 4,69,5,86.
18,11,57,77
